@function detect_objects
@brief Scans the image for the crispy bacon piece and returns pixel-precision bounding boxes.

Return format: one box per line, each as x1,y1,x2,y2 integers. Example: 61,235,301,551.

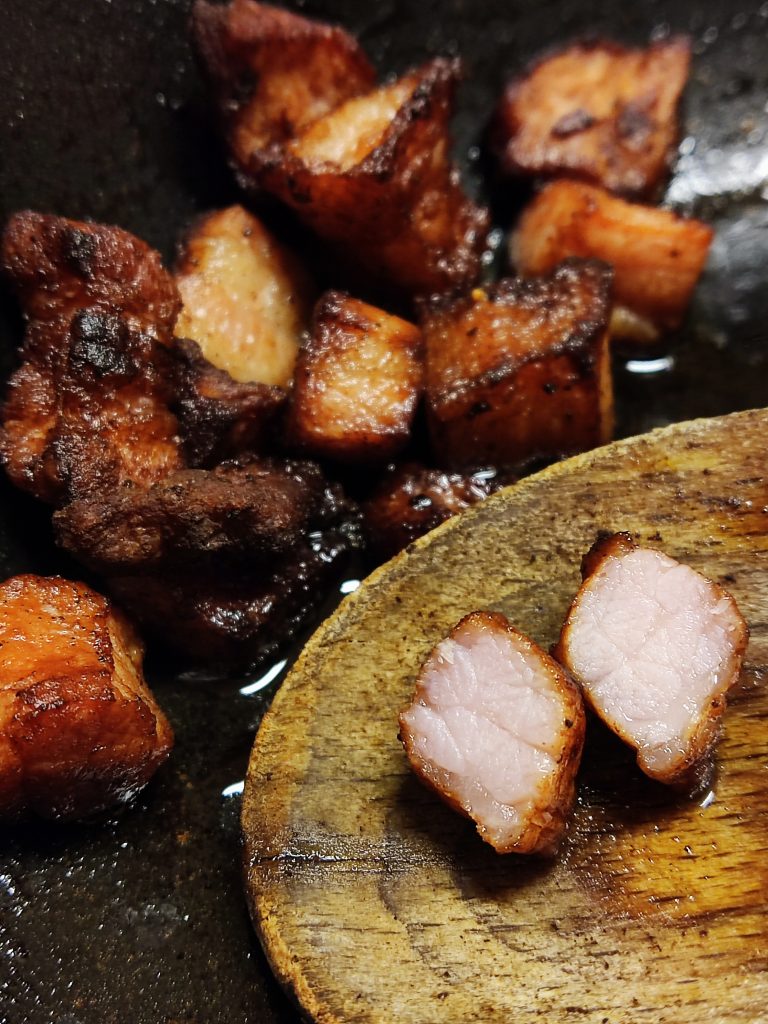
192,0,376,172
0,575,173,820
422,259,613,471
493,37,691,198
363,464,505,560
1,213,183,504
174,205,313,388
400,611,585,855
194,1,489,294
172,337,285,467
511,180,713,341
554,533,748,788
288,292,423,464
53,457,323,574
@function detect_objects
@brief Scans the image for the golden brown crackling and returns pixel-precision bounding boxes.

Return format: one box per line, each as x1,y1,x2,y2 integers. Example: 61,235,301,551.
422,258,614,470
192,0,376,171
493,37,691,198
0,574,173,820
511,179,713,340
174,205,314,388
171,337,286,468
288,292,423,464
400,610,586,856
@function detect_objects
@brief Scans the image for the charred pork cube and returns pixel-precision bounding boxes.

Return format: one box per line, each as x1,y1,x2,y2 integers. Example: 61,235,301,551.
422,260,613,471
400,610,585,855
554,533,748,789
1,213,183,505
288,292,423,464
174,205,313,388
0,575,173,820
511,179,713,342
171,337,286,467
363,463,505,560
192,0,376,172
493,37,691,198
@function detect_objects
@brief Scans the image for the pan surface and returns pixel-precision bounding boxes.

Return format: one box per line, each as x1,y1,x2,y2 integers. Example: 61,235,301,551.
1,1,767,1022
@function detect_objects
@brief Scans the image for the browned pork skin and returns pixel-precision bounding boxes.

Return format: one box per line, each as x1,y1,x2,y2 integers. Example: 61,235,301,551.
288,292,423,464
511,180,713,342
493,37,691,198
422,259,614,470
400,611,585,854
0,575,173,820
554,533,748,788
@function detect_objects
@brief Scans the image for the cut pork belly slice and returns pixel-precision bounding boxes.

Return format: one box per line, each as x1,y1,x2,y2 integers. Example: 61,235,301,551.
554,533,748,787
400,611,585,855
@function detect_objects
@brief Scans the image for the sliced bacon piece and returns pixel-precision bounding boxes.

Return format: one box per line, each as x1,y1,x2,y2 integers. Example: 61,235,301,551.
554,533,748,787
493,37,691,198
400,611,585,855
0,575,173,820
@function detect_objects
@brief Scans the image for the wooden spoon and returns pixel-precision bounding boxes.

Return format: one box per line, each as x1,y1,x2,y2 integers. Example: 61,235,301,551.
243,409,768,1023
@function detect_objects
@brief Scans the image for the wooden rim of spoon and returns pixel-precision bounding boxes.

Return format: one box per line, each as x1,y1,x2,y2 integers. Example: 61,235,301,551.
243,409,768,1024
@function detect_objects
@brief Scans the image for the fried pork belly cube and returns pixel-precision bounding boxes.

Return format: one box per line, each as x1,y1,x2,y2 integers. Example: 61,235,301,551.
511,180,713,342
1,213,183,504
423,260,613,471
554,533,748,788
53,457,323,574
0,575,173,820
400,611,585,855
174,206,313,388
288,292,423,464
172,338,285,467
192,0,376,172
363,464,505,560
493,38,691,198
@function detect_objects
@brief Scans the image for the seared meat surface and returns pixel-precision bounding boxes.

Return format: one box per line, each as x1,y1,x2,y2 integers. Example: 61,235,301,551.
554,533,748,788
422,259,614,470
493,37,690,198
363,464,504,559
400,611,585,854
0,575,173,820
288,292,423,464
174,205,313,388
511,180,713,341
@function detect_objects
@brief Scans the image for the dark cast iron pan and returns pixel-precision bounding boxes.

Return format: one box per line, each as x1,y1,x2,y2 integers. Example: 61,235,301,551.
0,1,766,1022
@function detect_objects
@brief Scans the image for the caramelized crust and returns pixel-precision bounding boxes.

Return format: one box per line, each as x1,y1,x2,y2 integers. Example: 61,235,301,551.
511,179,713,341
172,337,286,467
1,213,183,504
288,292,423,464
0,575,173,820
422,259,614,470
53,457,324,574
192,0,376,171
363,464,505,559
174,205,313,387
493,37,691,198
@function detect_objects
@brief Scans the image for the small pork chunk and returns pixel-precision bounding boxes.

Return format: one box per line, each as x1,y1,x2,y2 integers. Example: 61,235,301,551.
363,464,505,560
1,213,183,504
174,205,313,387
493,37,691,198
288,292,423,464
192,0,376,172
171,337,286,467
0,575,173,820
400,611,585,855
422,259,613,471
511,180,713,342
554,533,748,787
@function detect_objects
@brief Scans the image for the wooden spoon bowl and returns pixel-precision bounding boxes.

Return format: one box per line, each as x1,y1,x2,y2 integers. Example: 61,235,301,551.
243,408,768,1023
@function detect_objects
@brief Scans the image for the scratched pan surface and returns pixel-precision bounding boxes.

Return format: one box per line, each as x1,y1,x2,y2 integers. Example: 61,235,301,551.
0,1,767,1023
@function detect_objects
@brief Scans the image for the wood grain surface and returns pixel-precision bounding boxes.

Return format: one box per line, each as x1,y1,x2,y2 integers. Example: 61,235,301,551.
242,409,768,1023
